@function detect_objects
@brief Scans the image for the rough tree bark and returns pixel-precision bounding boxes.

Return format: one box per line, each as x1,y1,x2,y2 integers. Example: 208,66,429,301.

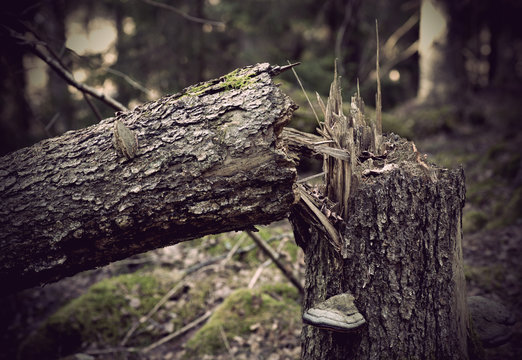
0,63,299,294
290,71,470,359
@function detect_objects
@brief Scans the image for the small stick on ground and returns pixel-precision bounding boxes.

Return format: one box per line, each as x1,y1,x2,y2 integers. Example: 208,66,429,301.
219,325,233,355
246,231,304,295
141,310,213,353
120,281,186,346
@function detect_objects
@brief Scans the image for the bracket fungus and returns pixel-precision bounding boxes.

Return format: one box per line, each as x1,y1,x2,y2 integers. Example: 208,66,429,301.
302,293,366,332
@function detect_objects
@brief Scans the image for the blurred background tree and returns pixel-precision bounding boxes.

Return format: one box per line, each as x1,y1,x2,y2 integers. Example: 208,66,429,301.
1,0,521,155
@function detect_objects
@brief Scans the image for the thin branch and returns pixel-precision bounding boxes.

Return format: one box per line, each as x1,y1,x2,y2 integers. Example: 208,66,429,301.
248,258,272,289
44,113,60,133
141,310,212,353
104,67,154,97
8,28,128,112
85,346,139,355
334,1,354,76
59,44,154,98
288,61,322,127
383,40,419,73
360,14,419,86
82,92,103,121
375,20,382,141
297,172,325,184
221,232,246,265
19,21,104,121
248,236,288,289
120,280,185,346
141,0,225,27
219,325,232,355
246,231,304,296
383,13,419,59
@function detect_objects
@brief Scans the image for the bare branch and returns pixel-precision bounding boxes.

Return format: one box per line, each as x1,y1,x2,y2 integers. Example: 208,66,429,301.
141,311,212,353
334,1,355,75
141,0,225,27
62,46,154,99
360,14,419,86
104,67,154,97
19,21,104,121
375,20,382,150
383,13,419,59
8,28,128,112
246,230,304,296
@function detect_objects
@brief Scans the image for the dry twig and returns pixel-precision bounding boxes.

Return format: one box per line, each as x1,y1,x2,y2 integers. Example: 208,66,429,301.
141,0,225,27
141,311,212,353
8,28,127,112
246,231,304,295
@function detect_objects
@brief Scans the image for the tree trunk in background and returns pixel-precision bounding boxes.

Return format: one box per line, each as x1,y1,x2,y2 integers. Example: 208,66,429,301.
417,0,465,104
0,63,298,295
291,138,469,359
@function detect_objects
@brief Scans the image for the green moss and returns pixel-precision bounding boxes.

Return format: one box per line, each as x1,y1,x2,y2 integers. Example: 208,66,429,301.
170,277,214,331
184,68,257,97
183,283,301,358
18,273,166,360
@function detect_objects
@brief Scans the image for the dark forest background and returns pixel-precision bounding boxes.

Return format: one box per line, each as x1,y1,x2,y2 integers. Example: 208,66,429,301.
1,0,521,154
1,1,522,359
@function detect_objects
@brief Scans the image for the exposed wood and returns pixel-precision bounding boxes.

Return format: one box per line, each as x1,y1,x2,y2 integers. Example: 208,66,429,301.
0,63,299,294
282,127,323,163
290,70,470,359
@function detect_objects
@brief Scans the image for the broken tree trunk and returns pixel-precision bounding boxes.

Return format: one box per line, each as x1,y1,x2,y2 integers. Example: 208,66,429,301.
289,70,470,359
0,63,299,295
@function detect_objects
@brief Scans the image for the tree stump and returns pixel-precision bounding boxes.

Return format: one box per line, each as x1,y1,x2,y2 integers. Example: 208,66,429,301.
289,70,469,359
0,63,299,294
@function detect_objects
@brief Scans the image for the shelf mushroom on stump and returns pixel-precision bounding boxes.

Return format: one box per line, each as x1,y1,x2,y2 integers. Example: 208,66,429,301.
302,293,366,332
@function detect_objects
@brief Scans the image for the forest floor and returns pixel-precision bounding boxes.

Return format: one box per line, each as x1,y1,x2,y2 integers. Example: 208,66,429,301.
1,91,521,360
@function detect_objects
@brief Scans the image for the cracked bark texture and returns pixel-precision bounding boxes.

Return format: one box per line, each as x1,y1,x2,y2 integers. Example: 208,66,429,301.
291,137,468,360
0,63,299,294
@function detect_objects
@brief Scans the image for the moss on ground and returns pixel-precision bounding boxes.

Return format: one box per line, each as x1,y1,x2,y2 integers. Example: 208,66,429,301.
183,283,301,358
17,272,171,360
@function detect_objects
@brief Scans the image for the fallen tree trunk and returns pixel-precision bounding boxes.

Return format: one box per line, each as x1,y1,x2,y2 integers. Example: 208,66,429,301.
0,63,299,294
